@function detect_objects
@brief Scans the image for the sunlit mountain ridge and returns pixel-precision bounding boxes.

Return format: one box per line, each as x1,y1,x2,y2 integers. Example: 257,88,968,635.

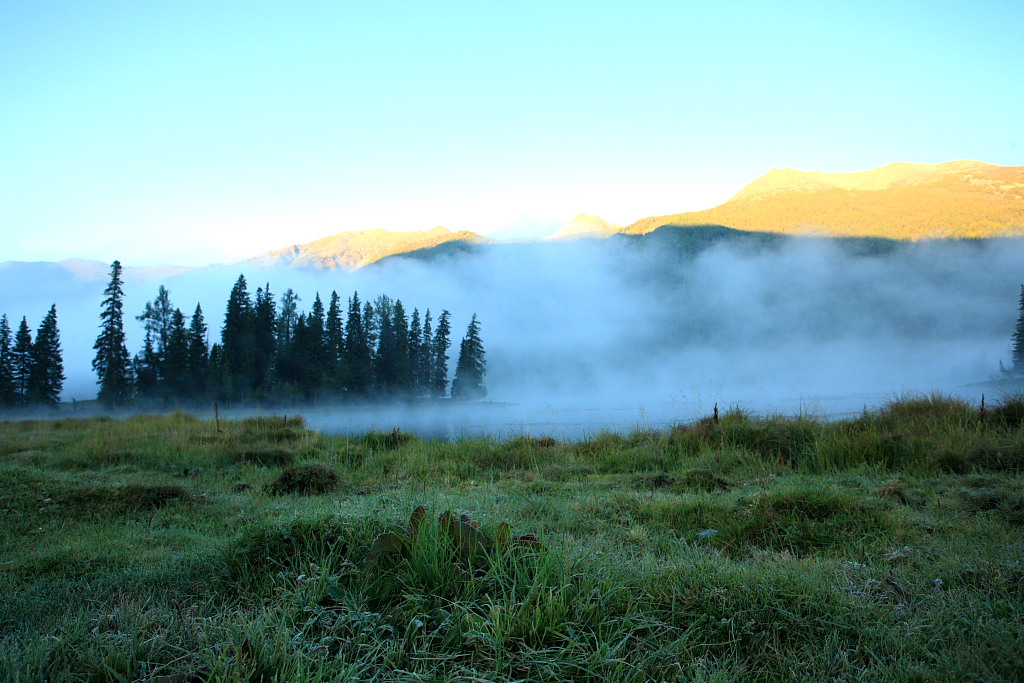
622,160,1024,240
248,160,1024,270
247,226,492,270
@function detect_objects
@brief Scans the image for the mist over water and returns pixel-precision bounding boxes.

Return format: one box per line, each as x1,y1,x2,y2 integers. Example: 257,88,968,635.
2,231,1020,437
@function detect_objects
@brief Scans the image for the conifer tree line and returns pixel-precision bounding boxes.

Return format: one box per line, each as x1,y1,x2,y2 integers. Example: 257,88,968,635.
92,261,486,407
1009,283,1024,376
0,305,65,409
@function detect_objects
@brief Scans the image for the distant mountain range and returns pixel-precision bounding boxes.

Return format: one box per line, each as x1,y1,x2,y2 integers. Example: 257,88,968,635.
241,159,1023,270
2,161,1021,279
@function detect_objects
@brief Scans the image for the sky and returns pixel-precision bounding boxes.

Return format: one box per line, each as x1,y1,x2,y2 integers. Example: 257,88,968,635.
2,0,1022,267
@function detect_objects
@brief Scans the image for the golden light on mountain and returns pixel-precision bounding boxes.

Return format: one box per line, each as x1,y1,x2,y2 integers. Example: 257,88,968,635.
625,161,1024,240
248,227,492,270
547,214,622,240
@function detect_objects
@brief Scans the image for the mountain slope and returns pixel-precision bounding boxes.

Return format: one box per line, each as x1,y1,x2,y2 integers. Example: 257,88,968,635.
547,213,621,240
249,227,491,270
624,161,1024,240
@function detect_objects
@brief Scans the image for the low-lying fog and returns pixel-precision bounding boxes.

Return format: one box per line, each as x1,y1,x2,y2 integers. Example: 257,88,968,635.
2,231,1021,438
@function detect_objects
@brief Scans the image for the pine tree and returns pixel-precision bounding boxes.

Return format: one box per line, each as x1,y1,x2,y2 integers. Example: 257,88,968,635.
345,293,372,395
372,295,395,393
392,300,411,393
137,286,175,364
208,343,227,401
325,291,347,394
12,317,33,405
253,286,277,394
420,309,433,397
134,332,161,400
28,305,64,406
93,261,134,406
431,310,452,398
310,293,327,376
409,308,423,396
187,304,209,401
1012,284,1024,375
0,315,16,408
452,314,486,400
276,289,301,348
221,274,256,401
162,308,190,399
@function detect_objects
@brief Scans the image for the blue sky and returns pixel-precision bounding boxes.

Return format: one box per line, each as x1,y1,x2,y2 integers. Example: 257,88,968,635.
2,0,1022,266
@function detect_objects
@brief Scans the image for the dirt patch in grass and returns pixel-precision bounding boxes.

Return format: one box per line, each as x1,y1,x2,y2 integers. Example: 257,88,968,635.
267,464,340,495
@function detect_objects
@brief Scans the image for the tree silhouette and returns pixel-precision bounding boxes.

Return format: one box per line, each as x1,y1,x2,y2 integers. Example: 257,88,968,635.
11,317,32,405
221,275,256,401
162,308,190,399
28,304,64,406
92,261,134,406
1012,284,1024,375
187,304,209,400
0,315,15,408
431,310,452,398
344,292,372,395
451,313,486,400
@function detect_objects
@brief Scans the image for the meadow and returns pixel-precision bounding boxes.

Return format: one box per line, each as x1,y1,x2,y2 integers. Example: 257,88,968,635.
1,394,1022,682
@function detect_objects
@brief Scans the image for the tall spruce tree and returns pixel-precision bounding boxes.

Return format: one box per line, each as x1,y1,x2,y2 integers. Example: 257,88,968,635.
93,260,134,406
163,309,190,399
276,289,301,347
253,286,277,394
408,308,423,395
12,318,33,405
137,286,175,361
187,304,209,400
134,332,161,400
420,310,433,397
0,315,15,408
28,304,64,406
309,293,327,385
345,293,372,395
451,314,486,400
392,300,411,393
325,291,347,393
1012,284,1024,375
372,295,394,392
12,317,33,405
431,310,452,398
221,274,256,401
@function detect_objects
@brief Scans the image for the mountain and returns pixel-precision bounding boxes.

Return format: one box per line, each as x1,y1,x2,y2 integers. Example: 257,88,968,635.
547,213,621,240
623,160,1024,240
248,226,491,270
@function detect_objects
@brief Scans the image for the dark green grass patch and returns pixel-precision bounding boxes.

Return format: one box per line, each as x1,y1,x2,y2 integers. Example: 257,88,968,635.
61,483,189,514
361,428,415,451
227,447,296,467
606,482,899,558
266,463,340,495
990,394,1024,429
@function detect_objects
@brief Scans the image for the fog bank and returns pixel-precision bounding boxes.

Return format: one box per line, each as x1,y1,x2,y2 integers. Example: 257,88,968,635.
1,231,1020,436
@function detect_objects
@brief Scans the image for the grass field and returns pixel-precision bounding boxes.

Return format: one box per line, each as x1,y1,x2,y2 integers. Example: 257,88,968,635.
1,394,1023,682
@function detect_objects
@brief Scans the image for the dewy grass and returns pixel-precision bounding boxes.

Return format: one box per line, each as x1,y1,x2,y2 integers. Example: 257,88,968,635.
1,395,1022,682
